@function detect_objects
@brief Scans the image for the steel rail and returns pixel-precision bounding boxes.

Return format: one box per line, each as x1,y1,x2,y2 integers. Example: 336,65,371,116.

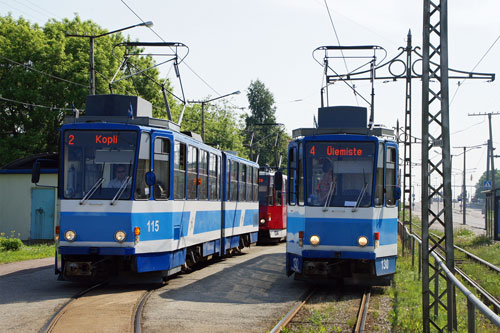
408,224,500,313
401,223,500,328
454,244,500,274
270,288,316,333
134,289,155,333
41,281,108,333
354,288,371,333
410,221,500,274
454,266,500,314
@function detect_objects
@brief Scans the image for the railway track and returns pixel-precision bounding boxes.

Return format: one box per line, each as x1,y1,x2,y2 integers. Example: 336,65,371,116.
407,223,500,313
271,286,373,332
41,280,161,333
41,281,108,332
355,288,371,333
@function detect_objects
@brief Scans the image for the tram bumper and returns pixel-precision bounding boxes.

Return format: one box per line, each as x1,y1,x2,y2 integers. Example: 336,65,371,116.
64,261,92,277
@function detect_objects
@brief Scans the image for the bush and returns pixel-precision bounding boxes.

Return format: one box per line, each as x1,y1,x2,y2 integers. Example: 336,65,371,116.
0,237,23,251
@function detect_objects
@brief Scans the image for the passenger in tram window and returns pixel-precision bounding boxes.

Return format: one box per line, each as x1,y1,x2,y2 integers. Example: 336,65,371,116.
107,165,128,188
317,159,336,205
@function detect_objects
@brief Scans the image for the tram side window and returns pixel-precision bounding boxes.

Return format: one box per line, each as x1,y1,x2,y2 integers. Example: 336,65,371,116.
374,143,384,206
187,146,198,200
209,153,217,200
153,138,170,200
385,147,397,206
230,161,238,201
288,147,297,205
217,156,221,200
298,143,304,205
253,167,258,202
239,164,246,201
198,150,208,200
246,165,252,201
275,175,282,206
174,141,186,199
135,133,151,200
268,175,275,206
225,159,229,200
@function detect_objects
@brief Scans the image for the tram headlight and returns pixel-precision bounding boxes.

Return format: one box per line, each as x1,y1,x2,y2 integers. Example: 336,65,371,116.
260,218,266,224
64,230,76,242
358,236,368,247
114,230,127,243
309,235,320,246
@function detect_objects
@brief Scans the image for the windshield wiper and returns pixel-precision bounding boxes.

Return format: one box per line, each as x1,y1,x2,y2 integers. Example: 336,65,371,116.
80,177,105,205
352,182,369,212
110,176,132,205
322,167,336,212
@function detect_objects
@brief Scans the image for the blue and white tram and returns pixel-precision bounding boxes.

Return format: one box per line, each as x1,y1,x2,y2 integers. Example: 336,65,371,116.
53,94,259,280
285,106,399,285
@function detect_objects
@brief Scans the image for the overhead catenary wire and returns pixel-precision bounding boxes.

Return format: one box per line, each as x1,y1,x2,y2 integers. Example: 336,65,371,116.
323,0,359,106
450,33,500,105
0,54,88,88
120,0,222,98
0,96,73,112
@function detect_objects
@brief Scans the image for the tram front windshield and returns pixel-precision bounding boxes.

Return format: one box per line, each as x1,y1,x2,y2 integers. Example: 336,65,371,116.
306,141,375,207
63,130,137,200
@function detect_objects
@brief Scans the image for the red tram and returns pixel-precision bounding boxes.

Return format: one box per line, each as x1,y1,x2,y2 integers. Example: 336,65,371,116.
258,168,287,243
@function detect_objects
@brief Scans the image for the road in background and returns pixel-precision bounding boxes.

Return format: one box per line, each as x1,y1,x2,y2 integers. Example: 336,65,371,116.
411,201,486,235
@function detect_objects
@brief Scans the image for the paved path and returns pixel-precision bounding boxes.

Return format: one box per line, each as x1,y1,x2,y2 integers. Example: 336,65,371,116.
411,202,486,235
0,257,54,276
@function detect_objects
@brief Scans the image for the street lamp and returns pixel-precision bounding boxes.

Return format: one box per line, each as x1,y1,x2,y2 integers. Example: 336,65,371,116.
188,90,241,141
67,21,154,95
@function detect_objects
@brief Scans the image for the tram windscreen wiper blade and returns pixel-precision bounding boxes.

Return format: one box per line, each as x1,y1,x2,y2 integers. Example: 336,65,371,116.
110,176,131,205
80,177,104,205
322,167,336,211
352,182,369,212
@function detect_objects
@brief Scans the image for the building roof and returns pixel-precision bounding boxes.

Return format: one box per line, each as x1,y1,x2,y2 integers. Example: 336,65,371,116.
0,153,58,174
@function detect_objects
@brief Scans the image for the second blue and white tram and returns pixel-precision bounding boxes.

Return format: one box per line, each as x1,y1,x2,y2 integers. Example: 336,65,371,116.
286,106,399,285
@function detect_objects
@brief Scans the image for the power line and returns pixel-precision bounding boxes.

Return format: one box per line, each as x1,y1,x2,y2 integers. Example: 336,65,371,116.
323,0,359,106
450,33,500,105
0,96,73,112
0,54,88,88
23,0,63,21
120,0,221,97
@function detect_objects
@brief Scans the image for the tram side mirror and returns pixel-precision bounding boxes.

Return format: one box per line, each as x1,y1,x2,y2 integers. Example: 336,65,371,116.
32,160,41,184
394,186,401,201
145,171,156,186
274,171,283,191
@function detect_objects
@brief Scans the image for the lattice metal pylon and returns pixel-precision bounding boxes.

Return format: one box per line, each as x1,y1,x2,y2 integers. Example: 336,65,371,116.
421,0,456,331
402,30,414,259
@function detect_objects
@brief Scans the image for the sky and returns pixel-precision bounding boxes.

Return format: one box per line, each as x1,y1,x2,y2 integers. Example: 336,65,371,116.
2,0,500,199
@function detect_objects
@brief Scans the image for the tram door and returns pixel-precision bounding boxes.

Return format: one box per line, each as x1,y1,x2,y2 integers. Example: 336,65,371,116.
30,188,55,240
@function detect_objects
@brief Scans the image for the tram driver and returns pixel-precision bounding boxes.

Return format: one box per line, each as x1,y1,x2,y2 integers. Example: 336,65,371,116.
107,165,129,188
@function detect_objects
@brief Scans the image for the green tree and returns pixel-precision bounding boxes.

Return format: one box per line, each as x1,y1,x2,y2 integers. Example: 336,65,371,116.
0,15,168,166
474,170,500,199
243,79,289,167
0,15,249,167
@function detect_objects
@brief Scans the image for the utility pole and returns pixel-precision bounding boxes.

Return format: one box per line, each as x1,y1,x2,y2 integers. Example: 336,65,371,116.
468,112,500,237
188,90,241,142
67,21,153,95
468,112,500,192
421,1,455,331
453,145,482,225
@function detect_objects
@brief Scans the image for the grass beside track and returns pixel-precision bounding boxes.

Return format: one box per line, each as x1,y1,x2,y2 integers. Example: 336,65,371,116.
394,217,500,332
0,243,55,264
391,240,500,332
